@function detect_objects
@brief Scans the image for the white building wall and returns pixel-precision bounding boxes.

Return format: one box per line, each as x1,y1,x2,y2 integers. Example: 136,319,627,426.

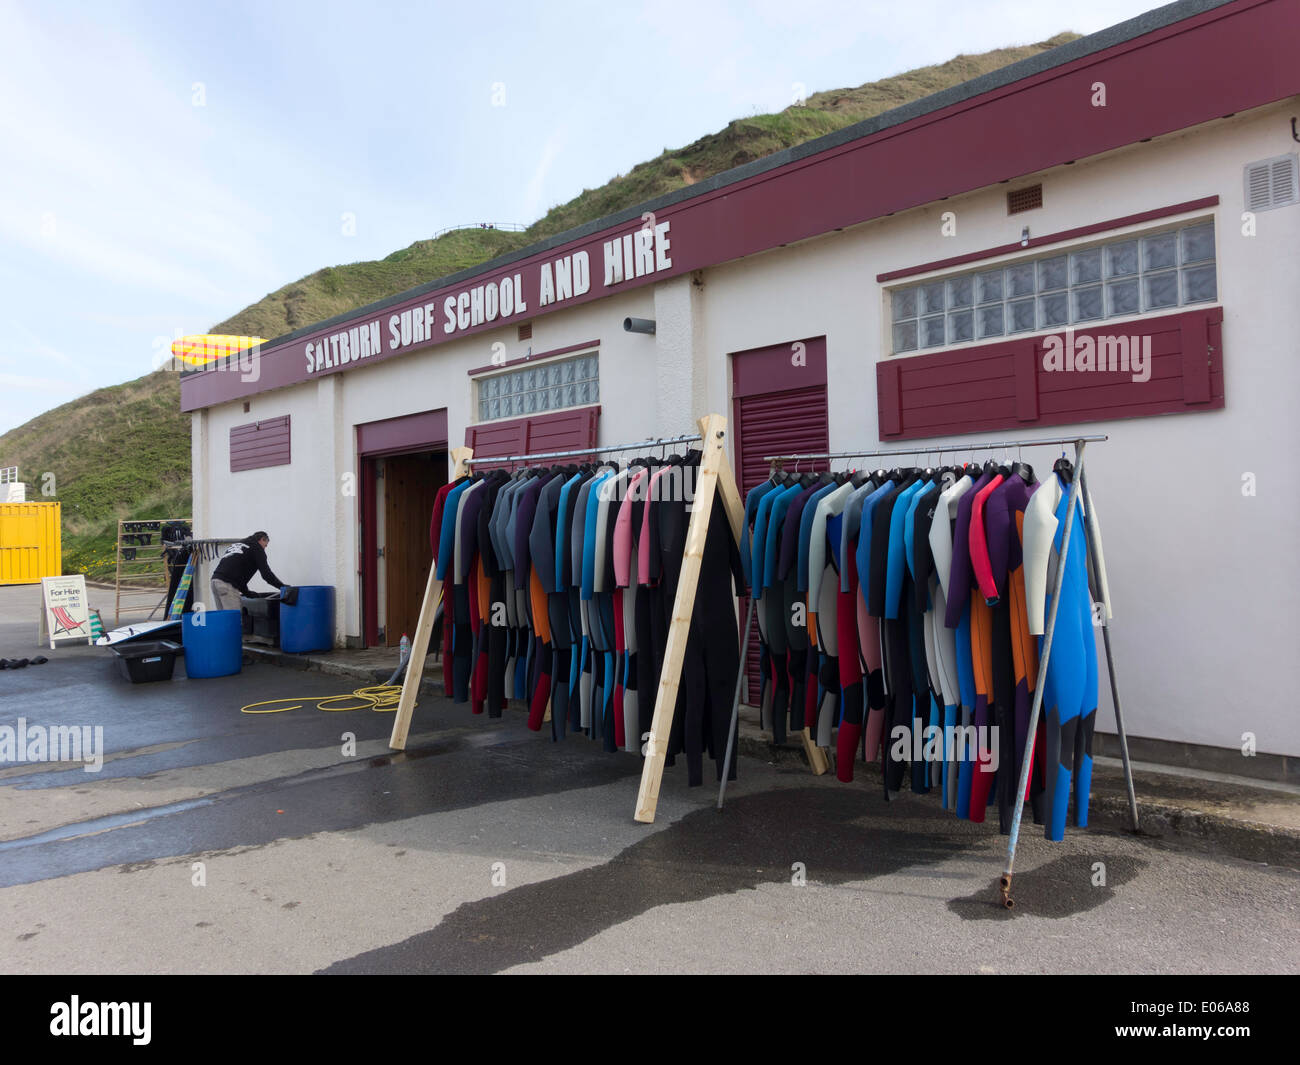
194,100,1300,756
198,287,664,642
693,101,1300,756
653,273,707,436
197,383,323,606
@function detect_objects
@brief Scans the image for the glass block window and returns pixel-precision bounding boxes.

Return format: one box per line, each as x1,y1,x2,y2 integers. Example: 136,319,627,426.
890,220,1217,353
476,352,599,421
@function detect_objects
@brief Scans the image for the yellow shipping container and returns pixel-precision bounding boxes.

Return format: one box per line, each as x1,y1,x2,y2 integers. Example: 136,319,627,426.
0,502,62,584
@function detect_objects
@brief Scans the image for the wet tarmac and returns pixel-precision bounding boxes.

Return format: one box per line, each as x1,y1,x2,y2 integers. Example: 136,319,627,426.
1,585,1297,974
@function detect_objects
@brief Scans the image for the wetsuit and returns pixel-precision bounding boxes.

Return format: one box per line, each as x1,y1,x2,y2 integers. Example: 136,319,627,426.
1023,473,1103,841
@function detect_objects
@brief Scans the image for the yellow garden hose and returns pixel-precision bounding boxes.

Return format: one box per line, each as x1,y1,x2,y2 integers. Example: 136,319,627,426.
241,617,436,715
239,685,411,714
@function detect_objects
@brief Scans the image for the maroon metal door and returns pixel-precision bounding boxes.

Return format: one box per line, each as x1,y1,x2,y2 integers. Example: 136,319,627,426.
731,337,829,705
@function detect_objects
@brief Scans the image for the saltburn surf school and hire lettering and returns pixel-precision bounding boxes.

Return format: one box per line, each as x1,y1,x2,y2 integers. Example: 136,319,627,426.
304,221,673,375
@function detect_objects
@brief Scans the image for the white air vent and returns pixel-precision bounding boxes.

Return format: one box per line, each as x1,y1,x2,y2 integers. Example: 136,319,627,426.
1244,153,1299,212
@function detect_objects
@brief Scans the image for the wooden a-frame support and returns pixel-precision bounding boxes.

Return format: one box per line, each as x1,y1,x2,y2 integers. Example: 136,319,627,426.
634,414,825,825
388,445,474,751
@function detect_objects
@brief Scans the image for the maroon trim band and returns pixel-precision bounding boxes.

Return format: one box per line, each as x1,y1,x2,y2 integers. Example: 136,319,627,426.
183,0,1294,413
466,339,600,376
876,196,1220,283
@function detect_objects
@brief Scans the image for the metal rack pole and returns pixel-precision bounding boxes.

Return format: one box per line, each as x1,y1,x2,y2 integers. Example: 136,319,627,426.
764,433,1108,465
114,520,123,626
717,597,756,810
1080,465,1140,832
1000,439,1086,909
467,433,702,467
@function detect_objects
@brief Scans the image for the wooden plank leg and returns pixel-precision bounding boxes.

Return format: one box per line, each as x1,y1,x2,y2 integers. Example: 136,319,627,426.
388,446,472,750
388,574,442,751
802,729,829,775
635,414,728,824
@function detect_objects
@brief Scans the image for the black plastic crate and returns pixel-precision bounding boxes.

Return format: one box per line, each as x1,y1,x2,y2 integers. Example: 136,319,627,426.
241,595,280,641
111,640,182,683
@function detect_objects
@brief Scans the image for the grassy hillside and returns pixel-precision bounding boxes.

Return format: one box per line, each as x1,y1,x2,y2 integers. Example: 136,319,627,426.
216,32,1078,337
212,226,535,341
0,372,190,580
521,33,1080,242
1,32,1078,579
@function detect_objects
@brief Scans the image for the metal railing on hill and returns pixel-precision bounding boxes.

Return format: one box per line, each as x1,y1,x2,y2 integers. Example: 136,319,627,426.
429,222,528,238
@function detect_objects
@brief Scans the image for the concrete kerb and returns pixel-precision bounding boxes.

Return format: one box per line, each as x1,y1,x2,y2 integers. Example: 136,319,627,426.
241,646,445,696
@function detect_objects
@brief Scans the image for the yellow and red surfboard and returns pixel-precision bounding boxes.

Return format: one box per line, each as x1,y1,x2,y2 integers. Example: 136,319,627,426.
170,334,267,368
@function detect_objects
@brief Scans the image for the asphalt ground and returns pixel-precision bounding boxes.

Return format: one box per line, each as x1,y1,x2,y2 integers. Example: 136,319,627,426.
1,584,1296,975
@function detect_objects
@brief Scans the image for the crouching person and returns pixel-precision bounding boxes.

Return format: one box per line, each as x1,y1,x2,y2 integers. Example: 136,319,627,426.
210,531,285,610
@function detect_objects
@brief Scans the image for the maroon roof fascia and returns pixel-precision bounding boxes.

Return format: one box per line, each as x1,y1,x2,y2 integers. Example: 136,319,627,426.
182,0,1295,414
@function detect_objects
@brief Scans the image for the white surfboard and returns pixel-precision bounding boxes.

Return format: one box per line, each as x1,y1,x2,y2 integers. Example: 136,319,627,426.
96,619,183,647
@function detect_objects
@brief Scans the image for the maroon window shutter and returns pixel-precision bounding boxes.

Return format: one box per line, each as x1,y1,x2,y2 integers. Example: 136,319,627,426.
464,405,600,469
1014,341,1039,422
1180,313,1212,405
230,416,291,472
876,307,1224,440
878,361,902,437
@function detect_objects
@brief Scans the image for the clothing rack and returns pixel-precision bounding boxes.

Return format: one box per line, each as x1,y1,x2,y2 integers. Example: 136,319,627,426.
393,418,812,820
177,536,248,562
763,433,1110,466
389,424,753,816
114,528,239,625
465,433,702,467
745,432,1138,910
392,434,707,748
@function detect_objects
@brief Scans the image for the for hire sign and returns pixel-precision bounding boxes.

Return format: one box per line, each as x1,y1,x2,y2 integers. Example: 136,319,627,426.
305,220,673,374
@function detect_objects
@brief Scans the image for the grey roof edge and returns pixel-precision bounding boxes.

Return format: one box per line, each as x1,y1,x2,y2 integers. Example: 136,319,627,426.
219,0,1237,359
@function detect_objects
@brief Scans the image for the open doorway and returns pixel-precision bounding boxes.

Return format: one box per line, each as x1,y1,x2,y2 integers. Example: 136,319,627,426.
379,450,446,646
361,449,447,648
357,408,450,649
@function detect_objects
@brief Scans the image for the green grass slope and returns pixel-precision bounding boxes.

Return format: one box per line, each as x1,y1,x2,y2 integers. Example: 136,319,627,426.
523,34,1081,242
2,32,1078,579
217,33,1078,336
0,372,190,579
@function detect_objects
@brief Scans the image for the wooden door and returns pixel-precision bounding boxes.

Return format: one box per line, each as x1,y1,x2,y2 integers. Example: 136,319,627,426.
384,452,445,646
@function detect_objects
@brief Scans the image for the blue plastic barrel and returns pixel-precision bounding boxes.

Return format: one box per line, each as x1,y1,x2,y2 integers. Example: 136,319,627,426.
182,609,243,678
280,585,335,654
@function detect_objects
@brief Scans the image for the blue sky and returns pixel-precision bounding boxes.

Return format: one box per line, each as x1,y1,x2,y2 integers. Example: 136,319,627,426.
0,0,1160,435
